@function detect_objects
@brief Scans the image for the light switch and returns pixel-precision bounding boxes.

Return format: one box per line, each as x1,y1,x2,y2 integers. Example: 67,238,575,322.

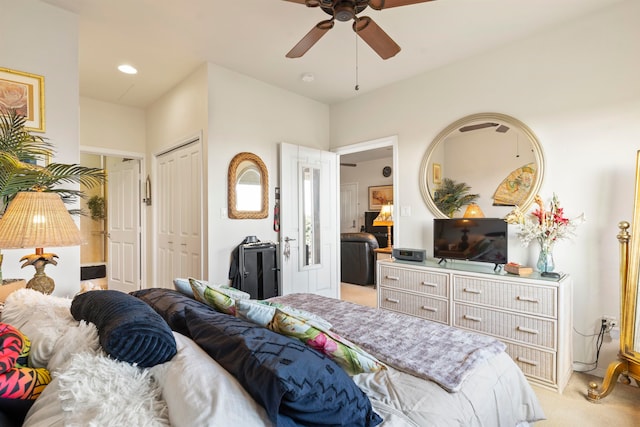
401,206,411,216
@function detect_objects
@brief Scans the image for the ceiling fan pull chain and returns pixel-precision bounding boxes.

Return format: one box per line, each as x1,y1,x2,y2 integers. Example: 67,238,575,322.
354,22,360,91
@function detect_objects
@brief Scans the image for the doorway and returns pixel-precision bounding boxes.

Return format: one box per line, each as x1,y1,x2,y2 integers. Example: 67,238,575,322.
80,150,145,292
334,136,399,303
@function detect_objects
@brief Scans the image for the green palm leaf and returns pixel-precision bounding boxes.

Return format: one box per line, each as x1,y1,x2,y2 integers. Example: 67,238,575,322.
434,178,480,218
0,108,106,214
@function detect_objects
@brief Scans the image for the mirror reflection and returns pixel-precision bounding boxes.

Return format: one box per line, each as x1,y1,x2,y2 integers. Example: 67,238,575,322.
228,152,268,219
236,161,261,211
419,113,544,218
302,165,321,267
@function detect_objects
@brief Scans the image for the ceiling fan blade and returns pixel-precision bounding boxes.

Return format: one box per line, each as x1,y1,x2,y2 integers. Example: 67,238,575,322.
369,0,435,11
353,16,400,60
286,20,335,58
340,163,357,167
282,0,315,5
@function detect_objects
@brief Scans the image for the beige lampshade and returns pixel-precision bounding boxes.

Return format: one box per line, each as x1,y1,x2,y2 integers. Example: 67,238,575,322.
373,204,394,227
0,192,82,249
463,203,485,218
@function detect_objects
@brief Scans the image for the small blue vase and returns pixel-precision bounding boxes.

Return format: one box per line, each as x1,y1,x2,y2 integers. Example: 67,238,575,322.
536,243,555,272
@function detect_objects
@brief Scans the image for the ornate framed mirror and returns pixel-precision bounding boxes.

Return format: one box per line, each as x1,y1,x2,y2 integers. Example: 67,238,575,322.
419,113,545,218
228,152,268,219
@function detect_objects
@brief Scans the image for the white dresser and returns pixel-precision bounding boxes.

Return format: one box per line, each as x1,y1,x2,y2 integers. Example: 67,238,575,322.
377,259,573,393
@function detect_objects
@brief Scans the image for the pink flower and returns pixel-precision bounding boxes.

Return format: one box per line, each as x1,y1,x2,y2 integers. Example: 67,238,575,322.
0,83,28,110
307,333,338,354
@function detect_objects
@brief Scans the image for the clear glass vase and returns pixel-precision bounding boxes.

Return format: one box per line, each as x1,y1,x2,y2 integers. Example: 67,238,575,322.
536,242,555,273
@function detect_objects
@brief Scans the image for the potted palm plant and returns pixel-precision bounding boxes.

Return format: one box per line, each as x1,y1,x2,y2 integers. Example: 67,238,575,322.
0,108,106,281
434,178,480,218
0,108,105,212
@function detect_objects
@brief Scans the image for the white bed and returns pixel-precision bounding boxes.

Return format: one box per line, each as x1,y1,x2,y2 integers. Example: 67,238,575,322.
0,287,545,426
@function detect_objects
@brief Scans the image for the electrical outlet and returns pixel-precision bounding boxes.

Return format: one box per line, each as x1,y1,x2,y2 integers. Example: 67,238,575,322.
602,315,617,330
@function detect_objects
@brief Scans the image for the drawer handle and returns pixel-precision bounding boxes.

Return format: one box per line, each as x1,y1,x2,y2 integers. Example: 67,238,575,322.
421,306,438,312
463,315,482,322
517,326,540,335
517,296,540,303
421,281,438,287
516,356,539,367
385,297,400,304
463,288,482,294
386,275,400,281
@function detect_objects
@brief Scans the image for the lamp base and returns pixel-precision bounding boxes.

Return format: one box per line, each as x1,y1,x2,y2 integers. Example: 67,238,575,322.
26,274,55,295
20,250,59,295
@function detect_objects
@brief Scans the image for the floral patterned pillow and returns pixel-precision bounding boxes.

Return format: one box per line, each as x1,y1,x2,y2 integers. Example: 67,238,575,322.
236,299,332,330
268,309,385,376
188,278,250,315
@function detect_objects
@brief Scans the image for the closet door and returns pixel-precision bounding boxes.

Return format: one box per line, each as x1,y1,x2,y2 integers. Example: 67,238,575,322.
156,140,203,288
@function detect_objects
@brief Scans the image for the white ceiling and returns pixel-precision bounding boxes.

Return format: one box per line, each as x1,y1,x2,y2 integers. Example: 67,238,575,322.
41,0,623,109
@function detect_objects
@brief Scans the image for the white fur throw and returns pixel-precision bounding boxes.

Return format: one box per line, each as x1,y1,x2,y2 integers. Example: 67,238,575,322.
57,352,169,426
1,289,77,368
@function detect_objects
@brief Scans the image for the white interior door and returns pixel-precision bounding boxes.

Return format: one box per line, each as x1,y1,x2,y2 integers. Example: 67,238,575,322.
279,143,338,298
156,140,203,289
340,182,358,233
107,158,140,292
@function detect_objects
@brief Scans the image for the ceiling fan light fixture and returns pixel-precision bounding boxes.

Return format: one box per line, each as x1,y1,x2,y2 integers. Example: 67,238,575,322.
335,1,356,22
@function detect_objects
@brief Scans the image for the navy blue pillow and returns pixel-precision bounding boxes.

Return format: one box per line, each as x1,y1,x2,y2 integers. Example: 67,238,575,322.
184,304,382,427
71,290,177,367
130,288,212,337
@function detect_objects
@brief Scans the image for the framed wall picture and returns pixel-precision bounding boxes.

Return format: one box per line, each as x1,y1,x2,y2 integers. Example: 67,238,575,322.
368,185,394,210
0,67,45,132
433,163,442,185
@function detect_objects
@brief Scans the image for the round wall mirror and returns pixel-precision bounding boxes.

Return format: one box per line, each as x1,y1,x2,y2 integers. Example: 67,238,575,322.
419,113,544,218
228,152,268,219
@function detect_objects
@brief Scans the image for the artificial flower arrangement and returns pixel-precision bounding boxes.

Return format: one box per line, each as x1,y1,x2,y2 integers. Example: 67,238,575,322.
504,194,585,271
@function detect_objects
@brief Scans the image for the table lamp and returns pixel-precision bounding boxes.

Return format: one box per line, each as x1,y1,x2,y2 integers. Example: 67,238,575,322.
463,203,485,218
0,192,82,294
373,203,394,249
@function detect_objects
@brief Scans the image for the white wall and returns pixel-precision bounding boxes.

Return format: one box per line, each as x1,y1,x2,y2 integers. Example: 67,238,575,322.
330,0,640,376
80,97,146,153
143,62,329,287
146,64,209,288
206,63,330,285
0,0,80,297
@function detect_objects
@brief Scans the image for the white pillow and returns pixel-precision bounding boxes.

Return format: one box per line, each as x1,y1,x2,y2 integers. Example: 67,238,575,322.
22,376,66,427
236,298,332,330
172,278,194,298
150,332,270,427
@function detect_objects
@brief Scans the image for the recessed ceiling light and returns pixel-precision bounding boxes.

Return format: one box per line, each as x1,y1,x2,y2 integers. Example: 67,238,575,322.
118,64,138,75
301,72,314,83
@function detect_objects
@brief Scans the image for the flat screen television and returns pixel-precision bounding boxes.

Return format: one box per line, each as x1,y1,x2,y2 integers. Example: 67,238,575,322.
433,218,508,268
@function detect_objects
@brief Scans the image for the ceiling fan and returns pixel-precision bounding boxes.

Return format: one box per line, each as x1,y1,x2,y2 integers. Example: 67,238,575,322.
284,0,435,60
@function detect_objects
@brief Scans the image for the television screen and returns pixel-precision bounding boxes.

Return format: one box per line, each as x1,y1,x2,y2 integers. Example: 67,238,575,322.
433,218,508,267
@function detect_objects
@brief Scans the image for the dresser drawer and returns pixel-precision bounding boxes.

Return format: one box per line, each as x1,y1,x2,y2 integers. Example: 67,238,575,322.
453,276,556,317
379,288,448,324
379,266,449,298
504,342,556,385
453,303,556,350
